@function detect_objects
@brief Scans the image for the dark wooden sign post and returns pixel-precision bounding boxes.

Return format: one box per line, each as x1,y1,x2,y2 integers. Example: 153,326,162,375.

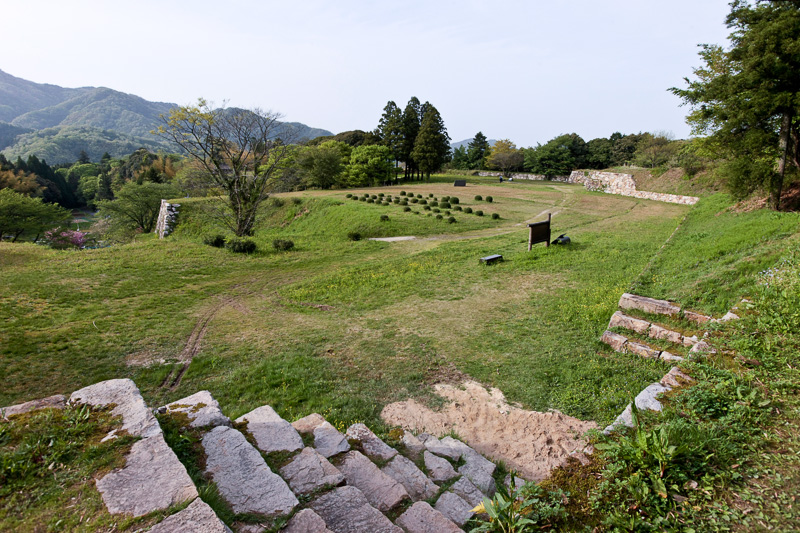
527,213,551,251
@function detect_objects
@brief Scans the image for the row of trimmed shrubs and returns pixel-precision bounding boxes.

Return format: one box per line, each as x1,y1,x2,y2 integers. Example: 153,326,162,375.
203,234,295,253
345,192,498,219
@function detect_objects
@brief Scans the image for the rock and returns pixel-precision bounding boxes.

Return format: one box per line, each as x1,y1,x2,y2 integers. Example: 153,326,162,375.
280,447,345,495
1,394,66,419
660,367,693,389
346,423,398,461
314,421,350,458
338,451,409,512
70,378,160,438
236,405,303,454
450,476,485,507
423,436,463,461
618,293,680,316
648,324,683,344
424,451,458,483
684,310,713,324
659,352,684,362
381,455,438,501
434,491,474,527
396,501,462,533
682,335,700,347
310,486,403,533
689,340,716,354
96,433,198,517
626,341,660,359
458,460,496,497
292,413,327,434
163,391,230,428
201,426,297,516
149,498,232,533
603,404,633,434
634,382,672,412
283,509,333,533
608,311,650,334
401,431,426,459
719,311,740,322
417,433,435,443
601,330,627,352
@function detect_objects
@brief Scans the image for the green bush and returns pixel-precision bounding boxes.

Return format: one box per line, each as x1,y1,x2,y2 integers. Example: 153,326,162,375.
393,198,400,203
359,197,366,201
272,238,295,251
203,234,226,248
454,205,462,211
433,208,441,213
371,194,377,199
442,196,450,202
346,193,353,198
400,191,406,196
424,205,432,211
367,198,375,203
271,197,285,207
464,207,473,214
429,193,434,198
436,214,443,220
492,212,500,219
475,195,483,201
450,197,459,204
380,214,390,222
226,238,257,254
352,196,360,201
411,198,419,203
401,200,408,205
448,216,456,223
476,210,484,216
485,196,493,203
291,197,303,205
420,199,428,205
445,211,451,215
417,194,423,198
430,201,438,207
440,201,450,209
378,193,384,197
347,231,362,241
403,206,411,212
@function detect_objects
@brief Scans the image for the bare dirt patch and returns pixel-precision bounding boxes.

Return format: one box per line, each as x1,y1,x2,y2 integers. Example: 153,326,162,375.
727,182,800,213
381,381,597,481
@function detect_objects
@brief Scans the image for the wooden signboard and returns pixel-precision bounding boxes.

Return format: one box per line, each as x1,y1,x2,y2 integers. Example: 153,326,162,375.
527,213,551,250
453,180,467,187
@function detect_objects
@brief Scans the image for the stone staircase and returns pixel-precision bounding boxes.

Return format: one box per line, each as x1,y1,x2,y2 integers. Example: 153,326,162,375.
3,379,505,532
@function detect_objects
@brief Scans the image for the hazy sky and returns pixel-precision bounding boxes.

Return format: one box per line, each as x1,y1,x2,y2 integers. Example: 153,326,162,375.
4,0,733,146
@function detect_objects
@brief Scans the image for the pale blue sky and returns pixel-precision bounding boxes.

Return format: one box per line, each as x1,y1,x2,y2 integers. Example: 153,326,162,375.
4,0,733,146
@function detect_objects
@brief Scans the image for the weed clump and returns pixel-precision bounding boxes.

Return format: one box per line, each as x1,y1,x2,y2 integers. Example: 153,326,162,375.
271,197,285,208
424,205,432,211
347,231,362,241
400,191,406,196
380,214,390,222
440,201,450,209
454,205,462,211
272,239,295,251
346,193,353,198
203,234,226,248
226,238,257,254
291,197,303,205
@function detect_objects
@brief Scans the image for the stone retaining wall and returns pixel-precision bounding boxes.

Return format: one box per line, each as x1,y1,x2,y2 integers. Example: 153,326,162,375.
155,199,180,238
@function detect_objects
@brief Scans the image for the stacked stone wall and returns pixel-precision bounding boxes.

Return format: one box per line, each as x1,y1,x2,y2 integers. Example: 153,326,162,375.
155,199,180,238
568,170,699,205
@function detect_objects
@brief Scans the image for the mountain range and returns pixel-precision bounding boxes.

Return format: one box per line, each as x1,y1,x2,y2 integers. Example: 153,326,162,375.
0,69,332,163
450,137,498,150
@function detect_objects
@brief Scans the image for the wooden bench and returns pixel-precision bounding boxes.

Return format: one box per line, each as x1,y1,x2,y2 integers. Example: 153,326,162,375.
480,254,503,264
527,213,551,250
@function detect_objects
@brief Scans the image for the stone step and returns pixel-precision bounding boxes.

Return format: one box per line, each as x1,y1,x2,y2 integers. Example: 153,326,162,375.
149,498,232,533
280,446,346,495
236,405,304,454
618,293,680,316
337,450,410,512
601,330,686,362
309,486,403,533
160,390,231,428
396,501,463,533
607,311,699,348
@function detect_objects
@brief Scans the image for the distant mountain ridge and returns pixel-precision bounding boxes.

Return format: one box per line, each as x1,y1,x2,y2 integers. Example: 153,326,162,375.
451,137,498,150
0,69,333,163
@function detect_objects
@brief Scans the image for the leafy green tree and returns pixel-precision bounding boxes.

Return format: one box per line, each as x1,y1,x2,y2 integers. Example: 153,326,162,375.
0,169,43,196
467,132,491,170
97,182,178,233
451,145,469,170
411,104,451,179
345,145,392,187
609,132,645,166
154,99,295,236
671,0,800,208
401,97,422,179
634,132,678,168
524,134,587,177
297,140,351,189
0,188,71,242
78,150,91,164
586,137,613,169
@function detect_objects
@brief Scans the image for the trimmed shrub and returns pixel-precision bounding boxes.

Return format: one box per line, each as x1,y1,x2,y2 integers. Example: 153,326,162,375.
441,196,450,202
393,198,400,203
454,205,462,211
359,197,366,201
272,238,295,251
440,201,450,209
417,194,423,198
352,196,359,201
474,195,483,201
203,234,226,248
401,200,409,205
367,198,375,203
448,216,456,223
347,231,362,241
400,190,406,195
433,208,441,213
429,193,434,198
450,197,459,204
492,212,500,219
378,193,384,197
380,214,390,221
403,206,411,212
226,238,257,254
271,197,285,207
424,205,432,211
464,207,473,214
436,214,443,220
346,193,353,198
445,210,451,215
476,210,484,216
420,199,428,205
411,198,419,203
430,201,438,207
371,194,377,199
485,196,493,203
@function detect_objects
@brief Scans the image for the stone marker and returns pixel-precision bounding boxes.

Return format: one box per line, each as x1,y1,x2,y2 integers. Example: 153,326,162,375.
648,324,683,344
396,501,463,533
338,451,409,512
201,426,298,516
313,421,350,458
424,450,458,483
280,447,345,495
283,509,334,533
149,498,232,533
1,394,66,419
96,433,198,516
236,405,303,454
292,413,327,434
601,330,627,352
608,311,651,334
310,486,403,533
450,476,486,507
71,378,161,438
163,390,230,428
381,455,438,501
618,293,680,316
346,423,398,461
435,491,474,527
401,431,426,459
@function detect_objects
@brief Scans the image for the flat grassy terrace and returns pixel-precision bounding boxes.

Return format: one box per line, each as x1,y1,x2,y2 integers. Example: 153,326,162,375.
2,176,693,428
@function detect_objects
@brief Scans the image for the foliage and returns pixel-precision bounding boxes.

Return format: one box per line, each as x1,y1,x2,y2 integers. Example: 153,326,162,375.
470,476,567,532
524,133,586,177
225,237,257,254
272,238,295,251
0,188,71,241
486,139,524,177
97,181,178,233
376,101,404,165
411,103,451,178
345,144,392,187
296,140,351,189
43,228,87,250
0,169,43,197
467,132,491,170
203,234,226,248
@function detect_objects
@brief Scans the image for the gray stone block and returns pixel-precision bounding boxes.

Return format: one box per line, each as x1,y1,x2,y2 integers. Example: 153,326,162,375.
608,311,651,334
201,426,297,517
659,352,684,362
338,451,409,512
346,423,398,461
292,412,326,434
601,330,627,352
280,446,345,495
149,498,232,533
423,436,462,461
314,421,350,458
684,310,713,324
71,378,160,438
458,460,496,497
424,451,458,483
434,491,474,527
626,341,660,359
396,501,462,533
449,476,485,507
163,390,230,428
236,405,303,454
1,394,66,419
310,486,403,533
381,455,438,502
618,293,680,316
648,324,683,344
283,509,333,533
400,431,426,459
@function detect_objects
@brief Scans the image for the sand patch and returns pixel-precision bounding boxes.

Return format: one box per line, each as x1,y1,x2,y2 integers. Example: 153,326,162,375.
381,381,597,481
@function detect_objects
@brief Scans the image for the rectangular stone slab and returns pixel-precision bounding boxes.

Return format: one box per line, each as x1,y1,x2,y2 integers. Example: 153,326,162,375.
381,455,438,502
337,451,409,512
396,501,462,533
619,293,680,316
149,498,232,533
310,486,403,533
608,311,651,334
280,446,345,495
235,405,303,453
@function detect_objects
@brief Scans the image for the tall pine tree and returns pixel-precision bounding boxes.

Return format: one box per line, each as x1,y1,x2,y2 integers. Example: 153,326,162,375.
467,132,491,170
411,103,451,180
376,101,403,169
401,97,422,179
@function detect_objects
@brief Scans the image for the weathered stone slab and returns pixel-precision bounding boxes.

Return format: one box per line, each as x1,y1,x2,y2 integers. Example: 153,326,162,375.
236,405,303,454
449,476,485,507
682,335,700,347
619,293,680,316
424,450,458,483
338,451,409,512
201,426,297,516
381,455,438,502
280,446,344,495
396,501,462,533
719,311,740,322
400,431,426,459
96,433,197,517
163,390,230,428
459,459,496,496
314,421,350,458
2,394,66,419
648,324,683,344
149,498,232,533
434,491,474,527
283,509,333,533
660,367,693,389
604,382,673,433
626,341,660,359
292,412,326,434
423,436,463,461
601,330,627,352
689,340,716,354
71,378,160,438
310,486,403,533
608,311,651,334
346,423,398,461
659,352,684,362
684,310,713,324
